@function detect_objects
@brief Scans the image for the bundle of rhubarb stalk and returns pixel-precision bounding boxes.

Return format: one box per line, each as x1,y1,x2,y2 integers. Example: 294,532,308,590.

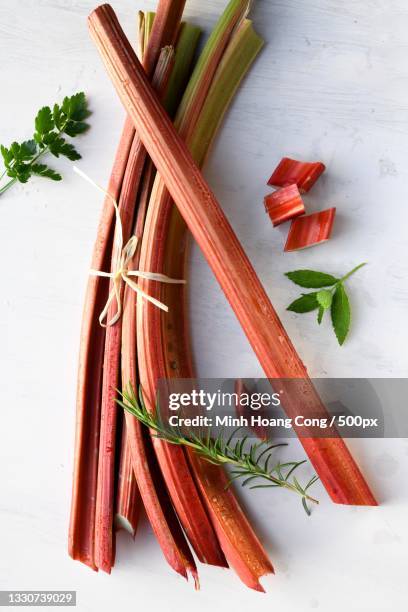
69,0,377,591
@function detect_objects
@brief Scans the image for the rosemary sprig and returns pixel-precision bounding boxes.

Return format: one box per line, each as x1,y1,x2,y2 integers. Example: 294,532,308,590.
118,385,319,515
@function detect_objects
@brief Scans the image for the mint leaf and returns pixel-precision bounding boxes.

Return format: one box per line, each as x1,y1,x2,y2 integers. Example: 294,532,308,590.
31,163,62,181
331,284,350,345
34,106,54,135
285,270,339,288
287,293,319,313
317,289,332,310
284,263,365,346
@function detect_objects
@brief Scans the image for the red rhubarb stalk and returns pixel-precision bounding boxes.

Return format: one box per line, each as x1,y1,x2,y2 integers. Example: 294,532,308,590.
69,0,186,573
88,4,377,508
188,453,273,591
119,151,202,582
68,116,133,570
119,41,226,569
136,12,274,590
115,418,141,536
264,184,305,227
94,47,177,574
157,21,275,589
121,256,199,583
135,187,227,567
94,124,147,573
284,207,336,251
114,52,174,536
135,2,264,571
116,21,202,535
268,157,326,192
122,1,258,568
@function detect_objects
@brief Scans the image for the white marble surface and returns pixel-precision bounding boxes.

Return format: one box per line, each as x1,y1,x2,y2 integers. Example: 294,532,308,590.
0,0,407,610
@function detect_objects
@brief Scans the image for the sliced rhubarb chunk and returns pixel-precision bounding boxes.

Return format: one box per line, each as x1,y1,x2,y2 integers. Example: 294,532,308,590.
268,157,325,193
284,207,336,252
264,184,305,227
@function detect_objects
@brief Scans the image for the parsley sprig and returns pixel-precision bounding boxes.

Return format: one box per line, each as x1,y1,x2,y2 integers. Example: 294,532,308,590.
285,263,366,345
0,92,91,196
118,385,319,515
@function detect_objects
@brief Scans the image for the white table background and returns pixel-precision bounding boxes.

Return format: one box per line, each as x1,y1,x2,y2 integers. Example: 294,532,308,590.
1,0,407,610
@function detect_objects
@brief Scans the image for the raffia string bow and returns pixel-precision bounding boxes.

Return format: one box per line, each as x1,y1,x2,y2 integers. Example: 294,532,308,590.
73,166,186,327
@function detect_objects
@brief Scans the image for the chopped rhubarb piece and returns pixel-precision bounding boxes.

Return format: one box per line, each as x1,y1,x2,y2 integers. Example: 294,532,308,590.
284,207,336,252
268,157,325,193
264,184,305,227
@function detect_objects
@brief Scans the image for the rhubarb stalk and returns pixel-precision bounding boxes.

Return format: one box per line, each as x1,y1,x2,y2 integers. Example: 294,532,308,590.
123,38,228,570
70,0,186,572
94,46,178,574
129,5,275,590
149,17,275,590
134,2,272,581
119,20,210,580
68,116,133,570
120,168,199,581
88,4,377,508
114,12,189,536
115,417,141,536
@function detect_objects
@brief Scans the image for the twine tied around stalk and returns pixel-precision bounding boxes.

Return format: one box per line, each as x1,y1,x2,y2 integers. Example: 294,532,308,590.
73,166,186,327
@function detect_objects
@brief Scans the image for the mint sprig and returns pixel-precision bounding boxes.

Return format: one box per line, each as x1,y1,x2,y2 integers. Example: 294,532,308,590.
0,92,91,196
286,263,366,345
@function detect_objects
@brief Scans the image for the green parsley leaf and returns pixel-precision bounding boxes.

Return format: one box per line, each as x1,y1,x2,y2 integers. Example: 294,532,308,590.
64,121,89,137
0,91,90,195
34,106,54,136
13,164,32,182
285,270,339,288
31,164,62,181
331,284,351,345
10,142,21,158
317,306,324,325
49,137,81,160
64,92,91,121
52,104,63,130
20,140,37,159
41,132,58,146
1,145,14,167
287,293,319,313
